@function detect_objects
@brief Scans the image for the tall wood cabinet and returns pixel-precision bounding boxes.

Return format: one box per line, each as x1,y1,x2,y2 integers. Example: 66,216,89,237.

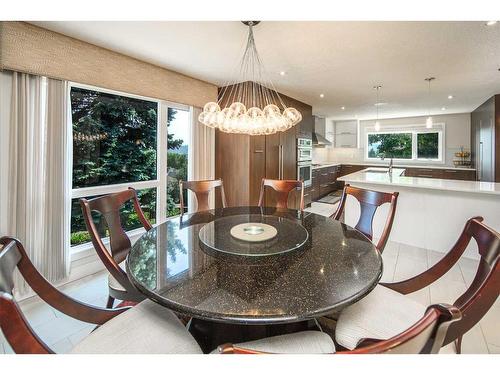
215,82,313,208
471,95,500,182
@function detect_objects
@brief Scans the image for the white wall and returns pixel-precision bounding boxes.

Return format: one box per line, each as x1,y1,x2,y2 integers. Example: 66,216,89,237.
319,113,471,167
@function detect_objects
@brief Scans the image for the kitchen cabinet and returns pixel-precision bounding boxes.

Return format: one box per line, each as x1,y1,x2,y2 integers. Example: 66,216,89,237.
313,165,342,198
339,164,365,177
333,120,358,148
471,95,500,182
311,170,320,201
404,167,476,181
265,127,298,207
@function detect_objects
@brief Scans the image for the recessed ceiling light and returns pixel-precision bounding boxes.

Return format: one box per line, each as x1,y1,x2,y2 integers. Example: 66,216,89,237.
341,106,345,110
448,95,453,99
441,107,446,110
279,71,286,76
320,94,324,98
486,21,497,26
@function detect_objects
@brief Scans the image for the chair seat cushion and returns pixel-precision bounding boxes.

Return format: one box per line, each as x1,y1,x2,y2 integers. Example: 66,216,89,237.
70,300,203,354
335,285,426,350
213,331,336,354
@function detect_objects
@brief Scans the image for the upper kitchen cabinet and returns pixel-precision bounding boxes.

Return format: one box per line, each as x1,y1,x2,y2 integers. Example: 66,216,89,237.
333,120,358,148
471,94,500,182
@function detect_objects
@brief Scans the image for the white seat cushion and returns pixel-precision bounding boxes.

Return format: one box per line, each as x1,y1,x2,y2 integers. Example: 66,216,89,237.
70,300,203,354
213,331,336,354
335,285,426,350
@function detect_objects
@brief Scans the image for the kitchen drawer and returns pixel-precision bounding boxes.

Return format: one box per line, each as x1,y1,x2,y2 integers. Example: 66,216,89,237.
441,169,476,181
310,185,320,201
319,169,330,184
303,187,312,207
405,167,476,181
319,183,331,196
405,168,442,178
327,167,338,183
340,164,365,176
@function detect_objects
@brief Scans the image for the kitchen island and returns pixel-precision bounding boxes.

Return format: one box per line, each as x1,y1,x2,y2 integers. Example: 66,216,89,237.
338,167,500,258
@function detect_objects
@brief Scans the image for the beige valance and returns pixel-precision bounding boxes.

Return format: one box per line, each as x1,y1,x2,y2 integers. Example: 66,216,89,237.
0,22,217,107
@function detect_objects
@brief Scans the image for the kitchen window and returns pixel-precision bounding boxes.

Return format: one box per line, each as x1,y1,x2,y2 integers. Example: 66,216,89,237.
366,126,443,162
69,83,190,249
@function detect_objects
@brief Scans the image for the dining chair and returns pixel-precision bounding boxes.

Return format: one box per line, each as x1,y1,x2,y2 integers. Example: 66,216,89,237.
335,217,499,354
0,236,336,354
258,179,305,211
80,188,152,308
179,179,227,214
331,184,399,252
217,303,461,354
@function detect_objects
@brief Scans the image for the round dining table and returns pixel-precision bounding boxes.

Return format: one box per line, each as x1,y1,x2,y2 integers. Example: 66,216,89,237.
126,206,382,351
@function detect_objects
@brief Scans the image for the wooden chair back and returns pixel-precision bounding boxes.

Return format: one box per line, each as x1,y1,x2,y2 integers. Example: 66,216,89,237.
382,217,499,350
79,188,152,294
0,237,127,354
217,303,461,354
179,179,227,213
332,184,399,252
258,179,305,211
441,218,499,347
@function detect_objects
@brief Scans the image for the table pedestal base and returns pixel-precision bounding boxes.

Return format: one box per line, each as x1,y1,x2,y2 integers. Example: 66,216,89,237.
188,318,317,353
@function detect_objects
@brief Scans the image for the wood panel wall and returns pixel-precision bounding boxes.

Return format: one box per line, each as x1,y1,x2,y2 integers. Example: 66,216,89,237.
215,82,313,207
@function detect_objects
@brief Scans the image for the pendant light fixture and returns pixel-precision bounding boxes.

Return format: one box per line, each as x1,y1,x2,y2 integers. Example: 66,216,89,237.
198,21,302,135
425,77,435,128
373,85,382,131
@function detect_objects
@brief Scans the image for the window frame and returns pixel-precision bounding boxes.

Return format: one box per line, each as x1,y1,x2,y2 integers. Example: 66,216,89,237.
68,82,190,254
364,123,445,163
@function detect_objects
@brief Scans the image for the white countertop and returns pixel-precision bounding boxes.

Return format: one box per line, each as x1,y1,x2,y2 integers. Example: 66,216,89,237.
312,161,475,171
339,167,500,196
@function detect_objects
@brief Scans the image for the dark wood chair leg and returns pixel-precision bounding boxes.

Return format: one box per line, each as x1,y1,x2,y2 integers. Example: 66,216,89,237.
106,296,115,309
455,336,463,354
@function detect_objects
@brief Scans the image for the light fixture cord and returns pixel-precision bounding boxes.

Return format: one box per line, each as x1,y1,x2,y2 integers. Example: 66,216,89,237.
428,79,431,117
217,22,290,111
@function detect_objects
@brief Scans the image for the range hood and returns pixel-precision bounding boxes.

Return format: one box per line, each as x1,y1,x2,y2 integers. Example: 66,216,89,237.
312,132,332,146
312,116,332,146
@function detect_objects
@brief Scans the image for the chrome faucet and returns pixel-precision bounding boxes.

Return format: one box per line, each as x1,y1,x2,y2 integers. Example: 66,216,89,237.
379,154,394,174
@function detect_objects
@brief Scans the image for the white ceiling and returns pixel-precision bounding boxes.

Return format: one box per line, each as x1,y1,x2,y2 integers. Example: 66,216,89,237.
31,21,500,120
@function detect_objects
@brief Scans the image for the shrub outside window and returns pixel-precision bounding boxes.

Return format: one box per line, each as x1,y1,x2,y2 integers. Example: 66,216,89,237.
70,84,189,248
366,127,443,162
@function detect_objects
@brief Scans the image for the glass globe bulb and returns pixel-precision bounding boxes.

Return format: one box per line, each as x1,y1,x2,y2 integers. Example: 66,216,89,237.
229,102,247,116
374,121,381,131
203,102,220,114
247,107,263,119
263,104,281,118
426,116,433,128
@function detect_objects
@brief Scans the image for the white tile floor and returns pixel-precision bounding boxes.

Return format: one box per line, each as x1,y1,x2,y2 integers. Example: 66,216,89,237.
0,201,497,354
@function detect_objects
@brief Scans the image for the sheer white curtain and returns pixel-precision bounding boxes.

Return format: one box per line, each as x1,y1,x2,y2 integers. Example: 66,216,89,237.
1,71,71,296
187,106,215,212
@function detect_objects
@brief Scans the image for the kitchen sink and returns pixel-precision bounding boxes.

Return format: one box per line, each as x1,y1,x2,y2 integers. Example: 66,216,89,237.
363,168,390,174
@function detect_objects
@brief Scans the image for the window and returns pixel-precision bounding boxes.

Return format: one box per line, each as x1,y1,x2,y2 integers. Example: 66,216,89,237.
367,133,412,159
70,84,190,247
366,126,443,162
417,132,439,159
166,108,190,217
